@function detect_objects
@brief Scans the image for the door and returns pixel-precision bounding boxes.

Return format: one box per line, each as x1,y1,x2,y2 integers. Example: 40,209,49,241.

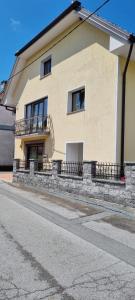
32,103,39,133
26,143,44,168
25,104,32,134
25,98,48,134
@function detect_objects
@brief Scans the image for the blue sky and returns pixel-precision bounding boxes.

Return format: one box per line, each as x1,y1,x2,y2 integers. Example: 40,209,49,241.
0,0,135,82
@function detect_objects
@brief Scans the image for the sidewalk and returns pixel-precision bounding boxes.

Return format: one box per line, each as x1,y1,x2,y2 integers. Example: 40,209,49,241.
9,180,135,219
0,172,13,182
3,180,135,253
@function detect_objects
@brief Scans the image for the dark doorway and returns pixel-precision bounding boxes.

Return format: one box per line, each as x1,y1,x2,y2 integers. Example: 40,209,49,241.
26,143,44,162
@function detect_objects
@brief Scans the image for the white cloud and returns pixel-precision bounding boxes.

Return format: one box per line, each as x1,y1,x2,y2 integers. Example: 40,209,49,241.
10,18,21,31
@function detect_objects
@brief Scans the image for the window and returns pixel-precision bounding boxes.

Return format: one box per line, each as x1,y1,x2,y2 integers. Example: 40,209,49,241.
43,58,51,76
41,57,51,78
71,89,85,112
25,98,48,118
25,98,48,134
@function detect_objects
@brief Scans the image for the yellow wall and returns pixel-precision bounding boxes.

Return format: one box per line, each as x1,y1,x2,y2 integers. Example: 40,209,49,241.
14,22,119,162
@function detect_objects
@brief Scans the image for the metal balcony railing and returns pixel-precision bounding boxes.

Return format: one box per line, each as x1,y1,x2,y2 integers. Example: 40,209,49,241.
15,115,50,136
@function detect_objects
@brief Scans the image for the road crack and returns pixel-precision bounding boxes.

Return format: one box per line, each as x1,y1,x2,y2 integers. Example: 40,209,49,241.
0,223,75,300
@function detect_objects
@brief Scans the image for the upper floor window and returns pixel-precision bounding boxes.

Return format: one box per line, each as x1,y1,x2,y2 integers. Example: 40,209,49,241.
41,57,51,78
72,89,85,112
67,88,85,114
25,97,48,118
43,58,51,76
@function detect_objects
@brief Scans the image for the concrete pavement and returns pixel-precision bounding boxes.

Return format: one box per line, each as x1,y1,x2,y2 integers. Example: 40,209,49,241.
1,181,135,299
0,172,13,182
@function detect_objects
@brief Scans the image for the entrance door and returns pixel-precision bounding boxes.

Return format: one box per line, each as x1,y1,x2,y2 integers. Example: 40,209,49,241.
27,143,44,162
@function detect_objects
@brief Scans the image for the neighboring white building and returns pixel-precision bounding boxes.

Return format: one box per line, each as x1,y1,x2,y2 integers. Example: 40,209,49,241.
0,81,15,170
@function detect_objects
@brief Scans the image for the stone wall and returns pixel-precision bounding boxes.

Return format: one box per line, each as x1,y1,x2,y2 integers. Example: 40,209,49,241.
13,160,135,207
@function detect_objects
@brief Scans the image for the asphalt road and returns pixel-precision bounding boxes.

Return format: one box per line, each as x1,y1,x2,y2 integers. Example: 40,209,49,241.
0,181,135,300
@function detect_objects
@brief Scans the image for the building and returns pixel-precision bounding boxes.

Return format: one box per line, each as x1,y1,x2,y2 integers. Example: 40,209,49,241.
0,81,15,170
3,1,135,165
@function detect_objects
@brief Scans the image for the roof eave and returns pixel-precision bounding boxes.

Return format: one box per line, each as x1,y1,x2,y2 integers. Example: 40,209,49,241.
15,1,81,57
78,9,133,44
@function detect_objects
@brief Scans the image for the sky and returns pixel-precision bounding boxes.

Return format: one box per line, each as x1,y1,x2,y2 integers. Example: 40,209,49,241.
0,0,135,82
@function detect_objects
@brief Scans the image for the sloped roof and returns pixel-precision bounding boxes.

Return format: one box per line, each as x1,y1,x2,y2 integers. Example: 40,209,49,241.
15,1,135,58
15,1,81,56
79,8,134,43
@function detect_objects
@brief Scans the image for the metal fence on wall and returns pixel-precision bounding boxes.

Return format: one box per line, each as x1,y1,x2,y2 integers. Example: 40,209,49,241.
17,160,30,171
93,162,125,181
60,161,83,177
35,161,53,173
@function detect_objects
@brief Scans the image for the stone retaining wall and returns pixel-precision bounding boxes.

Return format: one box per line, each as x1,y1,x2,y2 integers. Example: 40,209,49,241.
13,160,135,207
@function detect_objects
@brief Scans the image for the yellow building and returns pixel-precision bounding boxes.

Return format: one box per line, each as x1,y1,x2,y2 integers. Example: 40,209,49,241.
3,1,135,165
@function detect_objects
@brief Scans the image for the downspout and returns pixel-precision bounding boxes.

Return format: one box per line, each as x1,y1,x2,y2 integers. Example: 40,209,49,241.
120,34,135,175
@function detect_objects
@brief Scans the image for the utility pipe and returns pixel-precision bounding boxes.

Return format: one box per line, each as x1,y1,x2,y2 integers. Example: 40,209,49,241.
120,35,135,175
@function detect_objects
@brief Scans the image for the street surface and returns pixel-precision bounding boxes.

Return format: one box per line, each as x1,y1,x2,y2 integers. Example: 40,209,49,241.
0,172,12,182
0,181,135,299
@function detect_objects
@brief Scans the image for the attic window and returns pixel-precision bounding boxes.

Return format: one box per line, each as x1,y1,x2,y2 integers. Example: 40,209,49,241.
40,56,51,78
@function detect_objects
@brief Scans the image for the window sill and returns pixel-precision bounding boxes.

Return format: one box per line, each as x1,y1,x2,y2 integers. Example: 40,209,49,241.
40,72,52,80
67,109,85,115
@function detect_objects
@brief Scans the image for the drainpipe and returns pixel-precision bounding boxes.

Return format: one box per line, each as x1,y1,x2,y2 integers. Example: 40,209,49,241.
120,34,135,176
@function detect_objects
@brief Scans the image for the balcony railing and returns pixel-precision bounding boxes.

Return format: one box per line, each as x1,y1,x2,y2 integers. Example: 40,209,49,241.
15,115,50,136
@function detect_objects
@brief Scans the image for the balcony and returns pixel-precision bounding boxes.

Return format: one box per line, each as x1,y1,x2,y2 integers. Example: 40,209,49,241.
15,115,50,137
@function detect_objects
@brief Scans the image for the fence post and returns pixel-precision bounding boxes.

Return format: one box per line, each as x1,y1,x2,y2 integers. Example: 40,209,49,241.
29,159,36,176
125,162,135,192
83,161,97,181
52,160,62,177
13,159,20,173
